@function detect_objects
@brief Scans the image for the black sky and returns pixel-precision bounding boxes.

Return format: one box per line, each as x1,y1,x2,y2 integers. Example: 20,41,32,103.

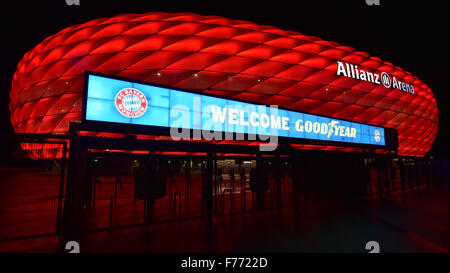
1,0,448,157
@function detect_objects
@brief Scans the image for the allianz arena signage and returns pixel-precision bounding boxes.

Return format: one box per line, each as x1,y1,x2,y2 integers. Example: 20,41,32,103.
336,61,415,94
83,72,386,147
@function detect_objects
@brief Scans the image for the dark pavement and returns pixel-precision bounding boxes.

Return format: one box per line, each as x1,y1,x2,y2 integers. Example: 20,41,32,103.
0,183,447,253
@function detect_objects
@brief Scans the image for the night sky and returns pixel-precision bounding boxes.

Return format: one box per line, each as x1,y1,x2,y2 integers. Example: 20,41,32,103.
1,0,448,158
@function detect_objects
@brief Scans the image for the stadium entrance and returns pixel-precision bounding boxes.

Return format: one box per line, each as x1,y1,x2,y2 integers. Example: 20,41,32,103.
60,121,428,244
58,71,406,240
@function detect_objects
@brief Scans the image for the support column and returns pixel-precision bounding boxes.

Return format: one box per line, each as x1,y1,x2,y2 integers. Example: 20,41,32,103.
376,157,383,199
415,159,420,191
399,158,405,193
255,152,267,210
213,153,218,216
275,154,282,209
428,158,434,191
384,155,391,197
202,149,214,226
61,131,87,243
56,141,67,234
291,151,300,208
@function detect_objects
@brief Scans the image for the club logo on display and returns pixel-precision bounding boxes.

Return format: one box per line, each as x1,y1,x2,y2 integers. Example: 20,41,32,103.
374,129,381,143
115,88,147,118
380,72,392,88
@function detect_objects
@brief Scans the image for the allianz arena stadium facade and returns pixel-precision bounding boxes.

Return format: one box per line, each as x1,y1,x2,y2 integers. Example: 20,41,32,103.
9,12,438,159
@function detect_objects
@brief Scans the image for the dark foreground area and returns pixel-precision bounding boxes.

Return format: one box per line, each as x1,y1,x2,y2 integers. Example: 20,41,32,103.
0,182,447,253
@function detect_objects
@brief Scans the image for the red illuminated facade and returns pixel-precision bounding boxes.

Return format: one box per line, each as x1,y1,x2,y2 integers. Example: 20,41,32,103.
9,12,438,158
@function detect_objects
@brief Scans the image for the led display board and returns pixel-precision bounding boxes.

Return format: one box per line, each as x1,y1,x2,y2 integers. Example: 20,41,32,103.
83,73,385,146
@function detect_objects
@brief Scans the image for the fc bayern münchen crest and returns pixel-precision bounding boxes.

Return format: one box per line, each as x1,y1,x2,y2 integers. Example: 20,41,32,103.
115,88,148,118
374,129,381,143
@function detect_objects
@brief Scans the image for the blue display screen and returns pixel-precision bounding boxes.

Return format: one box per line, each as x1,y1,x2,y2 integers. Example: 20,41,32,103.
84,74,385,146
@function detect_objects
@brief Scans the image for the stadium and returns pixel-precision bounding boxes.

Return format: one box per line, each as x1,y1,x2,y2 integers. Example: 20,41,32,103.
9,12,437,158
6,11,441,242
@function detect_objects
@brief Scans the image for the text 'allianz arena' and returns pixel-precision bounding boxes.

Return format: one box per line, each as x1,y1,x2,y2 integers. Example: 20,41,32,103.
9,12,438,159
